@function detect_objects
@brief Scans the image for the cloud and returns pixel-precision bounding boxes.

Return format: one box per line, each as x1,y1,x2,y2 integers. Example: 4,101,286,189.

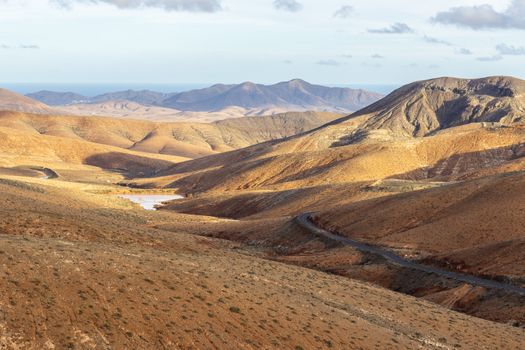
19,44,40,49
432,0,525,30
423,35,451,46
496,43,525,55
283,59,293,64
1,44,40,49
368,22,414,34
316,59,340,66
333,5,353,18
371,54,384,59
477,55,503,62
53,0,223,12
273,0,303,12
456,48,473,55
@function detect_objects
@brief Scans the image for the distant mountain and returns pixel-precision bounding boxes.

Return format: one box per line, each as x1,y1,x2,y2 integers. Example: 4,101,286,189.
26,80,384,113
162,79,383,112
90,90,174,106
347,76,525,137
0,89,61,114
26,90,89,106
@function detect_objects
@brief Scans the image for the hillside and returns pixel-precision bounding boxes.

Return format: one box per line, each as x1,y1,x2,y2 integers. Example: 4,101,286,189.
0,110,341,172
136,77,525,193
57,101,321,122
137,77,525,328
0,88,61,115
340,76,525,138
1,174,523,349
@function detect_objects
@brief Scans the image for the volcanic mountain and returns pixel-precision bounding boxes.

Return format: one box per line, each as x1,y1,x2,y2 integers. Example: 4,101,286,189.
341,76,525,138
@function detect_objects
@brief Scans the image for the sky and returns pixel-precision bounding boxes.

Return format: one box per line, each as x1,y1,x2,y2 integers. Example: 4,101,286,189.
1,0,525,86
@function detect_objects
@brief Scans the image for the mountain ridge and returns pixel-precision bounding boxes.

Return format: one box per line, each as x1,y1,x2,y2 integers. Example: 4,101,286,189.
26,79,384,112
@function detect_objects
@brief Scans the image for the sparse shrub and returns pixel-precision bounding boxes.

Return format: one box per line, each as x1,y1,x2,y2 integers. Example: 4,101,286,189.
229,306,241,313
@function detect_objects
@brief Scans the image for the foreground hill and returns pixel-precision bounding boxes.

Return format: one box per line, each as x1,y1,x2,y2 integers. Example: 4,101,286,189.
1,175,523,349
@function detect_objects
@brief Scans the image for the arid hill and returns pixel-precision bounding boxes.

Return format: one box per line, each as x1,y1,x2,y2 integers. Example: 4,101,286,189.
2,77,525,348
57,101,329,122
1,174,523,349
140,77,525,328
0,88,61,115
134,77,525,193
0,110,340,160
341,76,525,138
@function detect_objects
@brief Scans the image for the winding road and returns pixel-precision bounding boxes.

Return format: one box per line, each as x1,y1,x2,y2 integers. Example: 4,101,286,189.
296,213,525,296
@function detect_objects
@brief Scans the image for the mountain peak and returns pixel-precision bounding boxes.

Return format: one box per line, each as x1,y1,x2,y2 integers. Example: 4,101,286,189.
346,75,525,138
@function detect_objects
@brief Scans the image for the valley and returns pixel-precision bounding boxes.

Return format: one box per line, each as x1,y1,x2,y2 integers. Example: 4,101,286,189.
1,76,525,348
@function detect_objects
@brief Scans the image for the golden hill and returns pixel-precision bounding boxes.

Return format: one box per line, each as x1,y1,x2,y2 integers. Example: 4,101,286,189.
345,76,525,138
134,122,525,193
131,77,525,193
1,174,523,349
0,88,61,115
0,110,340,161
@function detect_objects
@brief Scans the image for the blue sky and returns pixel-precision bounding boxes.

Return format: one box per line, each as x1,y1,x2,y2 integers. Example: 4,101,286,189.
1,0,525,85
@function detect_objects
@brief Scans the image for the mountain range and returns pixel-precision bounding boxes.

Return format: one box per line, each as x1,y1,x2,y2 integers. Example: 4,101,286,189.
26,79,383,113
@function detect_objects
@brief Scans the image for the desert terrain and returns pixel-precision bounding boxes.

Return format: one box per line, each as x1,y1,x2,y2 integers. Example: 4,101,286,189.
1,76,525,349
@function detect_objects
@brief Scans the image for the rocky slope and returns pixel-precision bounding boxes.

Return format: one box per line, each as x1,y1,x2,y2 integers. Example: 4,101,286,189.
342,76,525,138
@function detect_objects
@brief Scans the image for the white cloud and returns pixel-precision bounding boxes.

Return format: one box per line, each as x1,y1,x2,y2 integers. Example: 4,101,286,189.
456,48,473,55
423,35,451,46
432,0,525,30
316,59,340,66
477,55,503,62
53,0,223,12
333,5,353,18
368,22,413,34
273,0,302,13
496,43,525,55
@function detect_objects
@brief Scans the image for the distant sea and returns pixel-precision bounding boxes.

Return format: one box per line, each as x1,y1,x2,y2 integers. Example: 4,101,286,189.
2,83,399,97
